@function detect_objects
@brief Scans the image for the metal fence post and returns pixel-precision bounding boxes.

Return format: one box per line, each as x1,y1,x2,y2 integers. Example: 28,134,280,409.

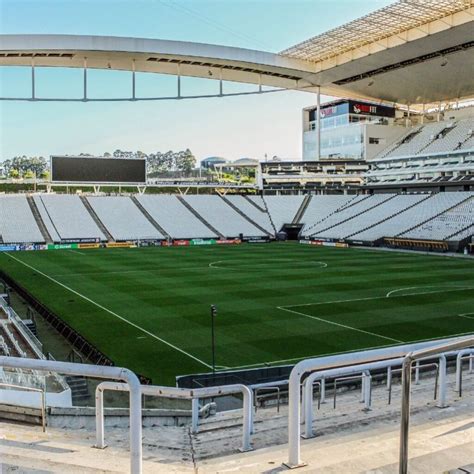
95,386,106,449
436,354,447,408
191,398,199,433
399,357,413,474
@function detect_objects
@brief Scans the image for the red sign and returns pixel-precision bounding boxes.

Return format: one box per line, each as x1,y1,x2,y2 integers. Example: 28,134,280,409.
173,240,190,246
353,103,377,114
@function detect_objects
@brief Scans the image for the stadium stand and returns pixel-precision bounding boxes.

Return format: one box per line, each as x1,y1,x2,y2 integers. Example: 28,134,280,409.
381,122,453,158
400,195,474,241
460,132,474,150
33,195,61,242
182,195,265,238
300,195,362,235
87,196,164,241
0,195,44,244
421,117,474,155
222,195,274,234
350,192,473,242
377,116,474,160
307,194,395,237
261,195,305,232
314,194,429,240
1,192,472,246
34,194,106,242
136,195,218,239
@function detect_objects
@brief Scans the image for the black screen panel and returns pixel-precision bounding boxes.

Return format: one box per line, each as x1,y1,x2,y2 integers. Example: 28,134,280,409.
51,156,146,183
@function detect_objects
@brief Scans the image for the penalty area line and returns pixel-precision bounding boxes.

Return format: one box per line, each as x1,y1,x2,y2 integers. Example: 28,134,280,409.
4,252,213,370
281,286,474,309
277,305,403,344
226,331,474,371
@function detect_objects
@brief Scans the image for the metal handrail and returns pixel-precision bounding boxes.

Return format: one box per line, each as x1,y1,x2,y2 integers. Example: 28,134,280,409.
254,386,281,413
399,336,474,474
0,382,46,432
332,374,364,409
0,356,143,474
388,362,439,405
95,381,253,452
458,354,474,397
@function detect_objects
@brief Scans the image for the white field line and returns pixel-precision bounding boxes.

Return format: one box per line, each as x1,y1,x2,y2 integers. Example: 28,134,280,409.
4,252,212,369
209,260,327,270
385,285,470,298
458,313,474,320
277,306,403,344
226,331,474,370
281,286,474,310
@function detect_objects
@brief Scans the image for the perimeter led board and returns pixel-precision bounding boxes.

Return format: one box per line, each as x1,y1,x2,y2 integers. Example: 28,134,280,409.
51,156,146,184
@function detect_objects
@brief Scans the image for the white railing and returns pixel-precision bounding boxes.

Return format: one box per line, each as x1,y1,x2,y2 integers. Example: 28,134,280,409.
95,381,253,452
0,356,143,474
399,336,474,474
285,336,474,468
2,337,473,473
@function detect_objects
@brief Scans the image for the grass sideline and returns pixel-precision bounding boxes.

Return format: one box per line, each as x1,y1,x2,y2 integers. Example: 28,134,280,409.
0,243,473,385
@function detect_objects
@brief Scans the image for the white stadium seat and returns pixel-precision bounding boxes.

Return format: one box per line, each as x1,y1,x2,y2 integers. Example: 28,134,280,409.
87,196,164,241
35,194,106,242
136,195,217,239
0,195,44,244
182,195,265,238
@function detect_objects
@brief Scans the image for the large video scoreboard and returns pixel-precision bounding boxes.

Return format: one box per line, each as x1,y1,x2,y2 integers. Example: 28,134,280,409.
51,156,146,184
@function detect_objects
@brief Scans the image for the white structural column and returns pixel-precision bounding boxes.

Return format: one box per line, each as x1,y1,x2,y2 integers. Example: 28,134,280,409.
316,85,321,160
437,355,447,408
31,60,35,100
83,57,88,101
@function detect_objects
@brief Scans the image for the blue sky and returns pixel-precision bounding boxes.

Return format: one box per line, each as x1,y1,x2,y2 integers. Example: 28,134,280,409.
0,0,393,162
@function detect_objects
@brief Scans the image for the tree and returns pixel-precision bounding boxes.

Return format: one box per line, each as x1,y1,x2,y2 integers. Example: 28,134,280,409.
2,156,47,178
176,149,196,174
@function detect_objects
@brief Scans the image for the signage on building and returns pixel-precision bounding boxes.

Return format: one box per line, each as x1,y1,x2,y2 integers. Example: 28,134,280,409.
309,100,395,121
348,101,395,117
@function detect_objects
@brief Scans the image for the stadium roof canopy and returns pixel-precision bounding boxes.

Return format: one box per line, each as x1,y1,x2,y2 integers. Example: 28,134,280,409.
0,0,473,108
281,0,474,108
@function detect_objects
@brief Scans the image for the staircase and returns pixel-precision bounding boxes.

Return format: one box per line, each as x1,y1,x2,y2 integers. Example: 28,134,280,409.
258,196,278,234
219,195,272,237
311,194,397,237
292,195,312,224
130,196,171,239
302,195,368,235
344,194,433,239
243,194,266,213
79,196,114,242
446,223,474,241
65,376,90,405
22,319,37,337
395,194,474,237
26,195,52,244
176,195,224,238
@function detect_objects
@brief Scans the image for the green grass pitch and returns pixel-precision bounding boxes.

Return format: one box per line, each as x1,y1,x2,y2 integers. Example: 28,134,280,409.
0,243,473,385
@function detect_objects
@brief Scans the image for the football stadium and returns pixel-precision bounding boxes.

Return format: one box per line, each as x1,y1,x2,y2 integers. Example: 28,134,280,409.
0,1,473,473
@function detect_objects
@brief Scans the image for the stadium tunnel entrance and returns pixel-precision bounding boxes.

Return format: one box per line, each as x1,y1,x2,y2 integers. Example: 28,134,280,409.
280,223,304,240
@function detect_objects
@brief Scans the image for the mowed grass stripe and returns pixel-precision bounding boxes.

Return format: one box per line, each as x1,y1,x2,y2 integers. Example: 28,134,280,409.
0,243,473,384
4,252,213,370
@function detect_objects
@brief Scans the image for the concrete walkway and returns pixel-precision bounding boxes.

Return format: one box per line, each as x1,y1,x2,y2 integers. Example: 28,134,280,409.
0,371,472,473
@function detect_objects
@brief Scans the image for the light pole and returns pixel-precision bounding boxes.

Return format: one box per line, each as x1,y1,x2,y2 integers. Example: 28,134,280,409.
210,305,217,374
